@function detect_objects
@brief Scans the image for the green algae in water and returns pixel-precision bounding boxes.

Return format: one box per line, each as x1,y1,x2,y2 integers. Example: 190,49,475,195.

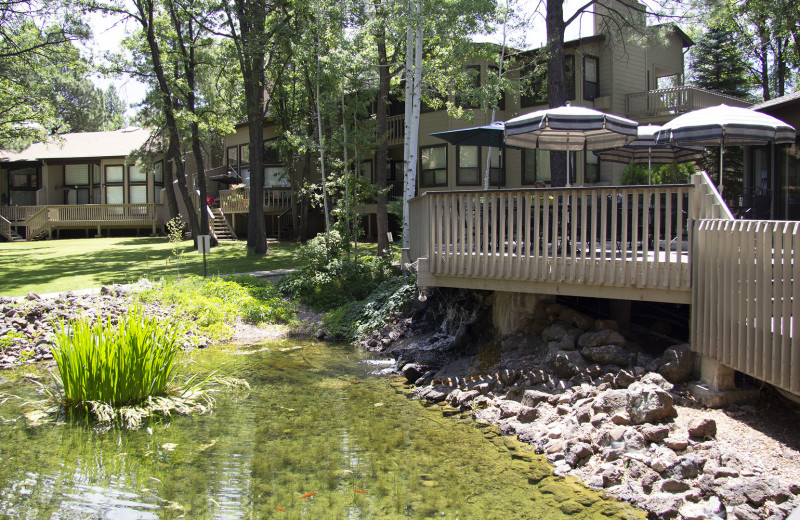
0,342,645,519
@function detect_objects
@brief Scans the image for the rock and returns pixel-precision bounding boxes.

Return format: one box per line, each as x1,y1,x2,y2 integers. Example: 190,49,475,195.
521,389,554,407
591,389,629,415
688,417,717,439
679,497,724,520
664,436,689,451
640,372,674,392
581,344,630,366
497,400,537,422
665,455,700,480
660,479,691,493
558,328,582,351
559,308,594,330
624,429,646,451
549,350,586,379
578,329,626,349
742,478,791,506
626,381,677,425
614,370,636,389
640,424,671,443
640,467,661,494
610,412,630,426
645,493,683,518
25,292,41,301
658,343,696,383
542,323,569,342
401,363,426,383
564,442,593,467
732,504,761,520
594,319,618,331
599,463,623,487
417,385,449,403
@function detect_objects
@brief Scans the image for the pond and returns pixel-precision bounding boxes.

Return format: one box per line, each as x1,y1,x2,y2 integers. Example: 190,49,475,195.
0,341,644,519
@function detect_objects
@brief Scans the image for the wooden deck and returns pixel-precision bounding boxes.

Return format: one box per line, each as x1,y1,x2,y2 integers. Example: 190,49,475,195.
219,187,291,214
0,204,160,240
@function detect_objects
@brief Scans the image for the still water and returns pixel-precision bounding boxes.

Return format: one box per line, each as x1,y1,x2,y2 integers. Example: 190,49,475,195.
0,341,644,519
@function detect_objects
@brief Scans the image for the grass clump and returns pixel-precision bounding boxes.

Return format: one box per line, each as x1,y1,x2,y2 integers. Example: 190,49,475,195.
279,231,396,311
51,305,183,408
322,276,417,341
137,275,297,340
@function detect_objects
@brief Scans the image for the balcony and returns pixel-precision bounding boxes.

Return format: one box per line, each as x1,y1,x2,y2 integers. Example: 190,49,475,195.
626,86,751,122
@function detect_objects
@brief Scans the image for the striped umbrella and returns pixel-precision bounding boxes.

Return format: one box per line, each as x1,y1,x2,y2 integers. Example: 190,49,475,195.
595,125,706,184
505,103,638,186
654,104,796,192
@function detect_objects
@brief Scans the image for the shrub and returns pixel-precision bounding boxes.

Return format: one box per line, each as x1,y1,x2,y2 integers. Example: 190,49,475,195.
137,275,297,340
620,161,650,185
323,276,417,341
51,305,183,407
652,161,695,185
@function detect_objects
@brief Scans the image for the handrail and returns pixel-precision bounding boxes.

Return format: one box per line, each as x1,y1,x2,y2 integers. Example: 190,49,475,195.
0,215,11,241
691,172,734,221
23,206,49,240
626,86,751,119
0,206,40,222
220,187,292,213
412,185,692,294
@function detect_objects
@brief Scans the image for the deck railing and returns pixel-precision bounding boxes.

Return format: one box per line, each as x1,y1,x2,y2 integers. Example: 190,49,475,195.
0,215,11,241
0,206,41,222
387,115,404,145
22,204,159,240
219,187,291,213
410,184,693,296
626,86,751,120
692,220,800,394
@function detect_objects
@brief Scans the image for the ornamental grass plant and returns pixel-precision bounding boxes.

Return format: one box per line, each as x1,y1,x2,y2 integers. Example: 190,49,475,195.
51,305,183,408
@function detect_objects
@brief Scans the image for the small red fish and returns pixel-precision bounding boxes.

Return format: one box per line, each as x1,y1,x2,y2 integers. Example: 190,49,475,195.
276,506,286,512
301,493,316,498
355,489,367,494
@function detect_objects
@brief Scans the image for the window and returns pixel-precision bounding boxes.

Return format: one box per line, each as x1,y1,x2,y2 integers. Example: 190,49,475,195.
584,55,599,101
487,147,505,187
456,65,481,109
105,165,124,204
129,164,146,182
226,146,238,172
127,164,148,203
8,164,37,206
263,139,281,164
522,149,576,185
153,161,164,204
239,144,250,186
64,164,90,204
585,151,600,184
521,55,575,108
488,66,505,110
92,164,101,203
420,145,447,187
457,146,481,186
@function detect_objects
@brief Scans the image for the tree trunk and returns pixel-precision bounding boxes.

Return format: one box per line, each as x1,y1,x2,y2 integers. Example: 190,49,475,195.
375,18,390,256
546,0,568,188
402,0,422,251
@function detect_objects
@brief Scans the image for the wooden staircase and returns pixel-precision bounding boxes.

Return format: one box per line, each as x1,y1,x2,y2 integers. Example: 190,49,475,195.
210,208,236,241
0,216,25,242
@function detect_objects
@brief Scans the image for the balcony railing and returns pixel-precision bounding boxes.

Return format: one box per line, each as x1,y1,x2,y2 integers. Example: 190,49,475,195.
20,204,160,240
626,86,751,120
0,206,41,222
219,187,292,213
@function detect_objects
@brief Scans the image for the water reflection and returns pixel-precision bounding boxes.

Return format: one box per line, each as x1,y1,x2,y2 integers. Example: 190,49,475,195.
0,342,644,519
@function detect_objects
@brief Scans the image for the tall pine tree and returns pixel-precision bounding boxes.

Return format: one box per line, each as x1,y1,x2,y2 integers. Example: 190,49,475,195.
690,25,751,99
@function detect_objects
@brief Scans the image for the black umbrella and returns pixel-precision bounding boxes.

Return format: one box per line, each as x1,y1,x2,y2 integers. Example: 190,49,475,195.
429,121,515,148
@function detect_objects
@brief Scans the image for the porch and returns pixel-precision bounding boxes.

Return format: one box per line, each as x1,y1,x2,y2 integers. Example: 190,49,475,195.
407,172,800,397
0,204,162,241
625,86,752,123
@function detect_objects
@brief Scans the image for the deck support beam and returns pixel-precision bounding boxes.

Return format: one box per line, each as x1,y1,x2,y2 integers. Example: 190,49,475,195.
491,291,553,336
687,355,760,408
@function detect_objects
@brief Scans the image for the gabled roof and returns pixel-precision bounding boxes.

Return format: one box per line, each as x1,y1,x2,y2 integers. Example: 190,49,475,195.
0,127,153,163
751,91,800,112
649,23,694,48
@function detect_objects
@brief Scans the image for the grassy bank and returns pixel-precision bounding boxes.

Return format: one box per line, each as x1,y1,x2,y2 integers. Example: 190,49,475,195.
0,238,302,296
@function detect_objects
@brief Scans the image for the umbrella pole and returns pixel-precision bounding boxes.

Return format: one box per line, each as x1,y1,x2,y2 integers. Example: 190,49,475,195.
648,147,652,185
719,137,724,196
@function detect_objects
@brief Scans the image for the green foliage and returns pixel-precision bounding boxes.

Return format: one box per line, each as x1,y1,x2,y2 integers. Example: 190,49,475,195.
138,275,297,340
166,216,186,275
651,162,696,185
689,25,752,99
322,276,417,341
620,162,650,185
51,305,183,407
279,231,396,311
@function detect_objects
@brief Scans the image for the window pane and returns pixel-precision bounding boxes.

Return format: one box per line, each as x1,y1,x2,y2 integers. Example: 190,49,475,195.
129,165,146,182
421,146,446,170
9,168,37,188
154,161,164,183
458,146,480,185
9,190,36,205
585,57,597,82
265,167,290,187
93,187,102,203
241,167,251,186
106,186,124,204
130,185,147,204
106,166,123,183
240,144,250,165
65,164,89,185
227,146,238,169
154,187,162,204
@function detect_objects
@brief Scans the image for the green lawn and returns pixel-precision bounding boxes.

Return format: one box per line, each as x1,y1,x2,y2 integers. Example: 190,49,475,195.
0,238,306,297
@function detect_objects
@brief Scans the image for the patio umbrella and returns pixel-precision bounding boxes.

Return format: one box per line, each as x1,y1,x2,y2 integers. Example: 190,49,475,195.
505,103,638,186
429,121,514,148
654,104,796,192
594,124,706,184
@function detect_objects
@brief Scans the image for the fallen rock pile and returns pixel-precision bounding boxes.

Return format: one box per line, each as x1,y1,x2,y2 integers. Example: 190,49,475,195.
0,284,203,369
378,298,800,520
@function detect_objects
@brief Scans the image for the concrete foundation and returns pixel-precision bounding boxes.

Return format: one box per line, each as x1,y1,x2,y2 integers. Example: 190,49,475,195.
688,356,760,408
492,291,553,336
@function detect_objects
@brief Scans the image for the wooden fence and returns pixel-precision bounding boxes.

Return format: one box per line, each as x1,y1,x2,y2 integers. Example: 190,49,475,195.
692,219,800,394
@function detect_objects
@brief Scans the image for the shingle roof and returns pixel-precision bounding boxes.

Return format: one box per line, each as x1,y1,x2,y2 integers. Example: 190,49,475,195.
751,91,800,112
0,127,153,162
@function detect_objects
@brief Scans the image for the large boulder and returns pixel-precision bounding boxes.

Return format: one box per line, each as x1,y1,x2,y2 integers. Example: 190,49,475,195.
626,381,677,425
549,350,587,379
578,329,626,349
658,343,696,383
581,344,630,366
591,389,629,415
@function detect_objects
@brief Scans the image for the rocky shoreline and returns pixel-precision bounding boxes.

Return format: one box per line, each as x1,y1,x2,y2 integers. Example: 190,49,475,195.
360,290,800,520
